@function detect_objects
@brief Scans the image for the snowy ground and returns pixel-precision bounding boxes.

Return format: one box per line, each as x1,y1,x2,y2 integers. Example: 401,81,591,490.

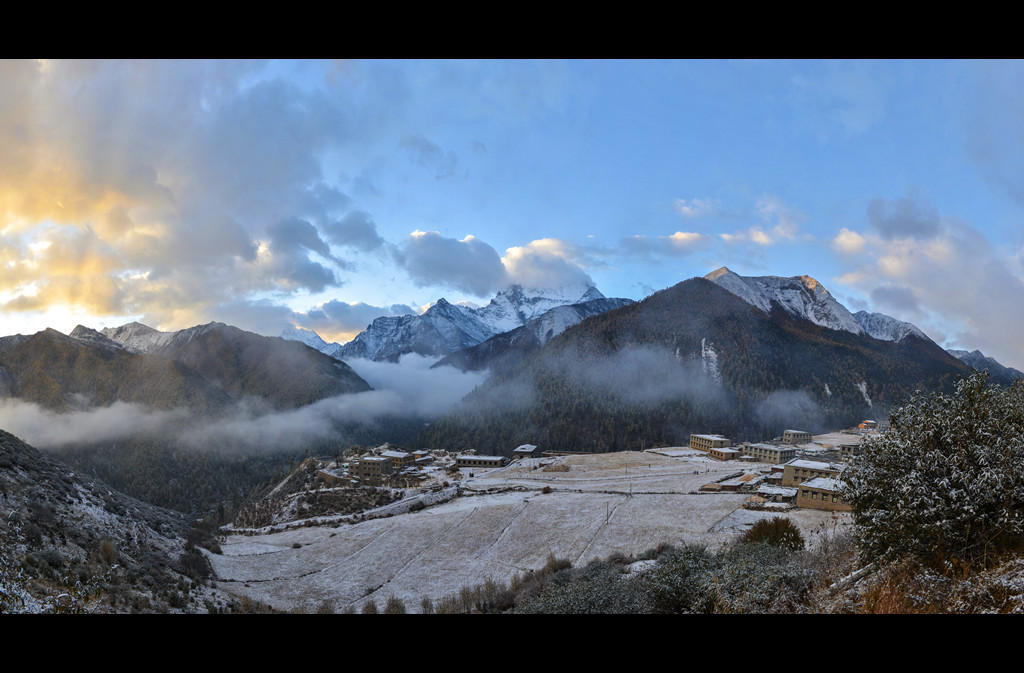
209,448,850,613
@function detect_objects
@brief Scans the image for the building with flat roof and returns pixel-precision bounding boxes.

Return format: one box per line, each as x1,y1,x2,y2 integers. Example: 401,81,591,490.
380,450,414,468
796,477,851,511
742,443,797,464
782,459,844,487
709,447,741,461
689,434,731,452
512,444,541,459
456,455,506,469
353,455,394,486
782,429,812,445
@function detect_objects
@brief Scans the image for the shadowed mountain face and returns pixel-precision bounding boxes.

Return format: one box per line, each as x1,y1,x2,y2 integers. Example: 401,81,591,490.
0,322,371,413
947,348,1024,386
414,277,971,455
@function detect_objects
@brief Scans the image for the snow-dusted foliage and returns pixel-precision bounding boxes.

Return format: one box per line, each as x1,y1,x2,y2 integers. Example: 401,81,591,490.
844,372,1024,568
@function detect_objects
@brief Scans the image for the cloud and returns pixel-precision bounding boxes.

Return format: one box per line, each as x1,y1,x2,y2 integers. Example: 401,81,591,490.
0,354,488,453
299,300,415,342
501,238,595,291
399,230,509,297
866,194,940,240
260,218,342,292
0,60,379,332
755,195,803,241
756,389,825,433
832,227,867,254
400,133,460,180
869,285,922,316
672,198,716,218
721,195,805,247
619,232,707,259
322,210,386,252
837,196,1024,369
0,399,189,449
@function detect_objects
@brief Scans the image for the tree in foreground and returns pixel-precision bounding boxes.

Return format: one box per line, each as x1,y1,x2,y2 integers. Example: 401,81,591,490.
844,372,1024,570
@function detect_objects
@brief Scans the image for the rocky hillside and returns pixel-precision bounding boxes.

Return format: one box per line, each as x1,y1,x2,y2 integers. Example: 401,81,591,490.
0,429,236,613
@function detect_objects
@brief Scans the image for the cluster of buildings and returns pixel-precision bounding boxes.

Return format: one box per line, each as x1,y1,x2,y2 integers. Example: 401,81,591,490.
315,446,436,487
318,443,531,488
688,431,851,512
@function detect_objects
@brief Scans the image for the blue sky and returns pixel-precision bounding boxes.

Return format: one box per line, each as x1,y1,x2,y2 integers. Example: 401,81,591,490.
2,59,1024,369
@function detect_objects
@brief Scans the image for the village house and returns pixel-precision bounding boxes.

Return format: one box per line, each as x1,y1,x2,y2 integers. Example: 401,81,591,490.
411,450,433,465
689,434,731,452
782,429,812,445
782,459,844,487
708,447,741,461
456,455,506,469
742,443,797,464
796,477,851,511
512,444,541,459
756,484,798,504
380,449,414,469
353,455,394,486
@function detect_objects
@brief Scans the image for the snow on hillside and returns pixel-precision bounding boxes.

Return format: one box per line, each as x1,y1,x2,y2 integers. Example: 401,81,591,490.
853,311,929,343
100,321,225,354
705,267,865,336
287,284,611,362
210,449,848,613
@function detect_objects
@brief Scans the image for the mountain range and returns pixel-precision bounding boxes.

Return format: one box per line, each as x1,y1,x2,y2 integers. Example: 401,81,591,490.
0,321,370,413
413,270,997,455
283,284,620,363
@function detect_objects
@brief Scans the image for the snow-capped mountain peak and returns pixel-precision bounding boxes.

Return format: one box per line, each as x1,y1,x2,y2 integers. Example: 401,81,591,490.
281,325,331,352
853,311,929,343
100,321,227,355
704,267,865,336
299,283,617,362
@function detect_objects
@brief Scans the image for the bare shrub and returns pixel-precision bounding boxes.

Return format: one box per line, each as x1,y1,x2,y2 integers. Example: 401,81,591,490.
740,517,805,551
98,538,117,566
384,595,406,614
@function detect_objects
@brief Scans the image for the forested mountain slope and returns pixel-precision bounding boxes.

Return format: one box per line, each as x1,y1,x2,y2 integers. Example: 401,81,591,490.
414,277,970,455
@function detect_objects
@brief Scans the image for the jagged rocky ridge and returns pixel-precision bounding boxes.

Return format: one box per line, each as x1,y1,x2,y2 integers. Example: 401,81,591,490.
704,267,1022,383
947,348,1024,385
290,284,620,363
432,297,635,372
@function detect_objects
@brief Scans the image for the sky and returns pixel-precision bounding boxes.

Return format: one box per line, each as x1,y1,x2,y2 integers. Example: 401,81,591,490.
2,59,1024,370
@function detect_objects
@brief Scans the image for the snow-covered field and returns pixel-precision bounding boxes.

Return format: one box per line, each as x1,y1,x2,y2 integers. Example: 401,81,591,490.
209,448,850,612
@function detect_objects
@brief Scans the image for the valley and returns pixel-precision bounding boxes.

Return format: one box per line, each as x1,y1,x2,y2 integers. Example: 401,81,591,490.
209,447,850,613
2,269,1022,613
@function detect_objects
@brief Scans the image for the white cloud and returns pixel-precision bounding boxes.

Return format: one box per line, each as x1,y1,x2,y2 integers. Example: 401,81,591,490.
620,231,707,259
501,238,595,291
672,197,716,218
832,227,867,254
837,202,1024,369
